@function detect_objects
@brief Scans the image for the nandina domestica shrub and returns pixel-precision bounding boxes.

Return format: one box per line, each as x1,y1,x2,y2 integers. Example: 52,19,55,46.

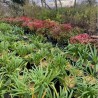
60,23,73,31
49,24,73,41
69,33,95,44
27,20,44,30
43,19,59,29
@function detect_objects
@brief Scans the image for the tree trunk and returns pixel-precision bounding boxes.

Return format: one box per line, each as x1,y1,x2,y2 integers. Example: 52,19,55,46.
58,0,62,8
74,0,76,8
54,0,58,11
41,0,44,7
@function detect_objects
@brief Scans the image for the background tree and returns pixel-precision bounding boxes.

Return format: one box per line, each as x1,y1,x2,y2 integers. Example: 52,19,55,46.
87,0,96,6
74,0,77,7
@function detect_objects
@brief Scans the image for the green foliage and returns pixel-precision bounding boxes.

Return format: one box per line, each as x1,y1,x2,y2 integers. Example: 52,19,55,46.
74,78,98,98
0,23,12,33
64,44,90,61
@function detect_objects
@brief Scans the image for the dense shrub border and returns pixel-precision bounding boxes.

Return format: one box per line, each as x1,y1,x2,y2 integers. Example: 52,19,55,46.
0,16,96,45
0,17,81,43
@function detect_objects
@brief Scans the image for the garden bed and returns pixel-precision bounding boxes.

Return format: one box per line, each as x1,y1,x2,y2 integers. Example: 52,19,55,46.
0,22,98,98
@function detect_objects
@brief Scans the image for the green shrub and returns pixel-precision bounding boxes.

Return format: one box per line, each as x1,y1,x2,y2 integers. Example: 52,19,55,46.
0,23,12,33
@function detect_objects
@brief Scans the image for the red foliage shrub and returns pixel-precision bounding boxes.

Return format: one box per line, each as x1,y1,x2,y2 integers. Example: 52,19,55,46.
22,21,28,28
49,26,62,39
19,16,32,22
70,33,92,44
26,20,44,30
43,20,58,29
60,23,73,31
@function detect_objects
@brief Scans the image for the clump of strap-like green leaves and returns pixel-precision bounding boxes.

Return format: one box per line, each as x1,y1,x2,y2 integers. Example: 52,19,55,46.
0,23,98,98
